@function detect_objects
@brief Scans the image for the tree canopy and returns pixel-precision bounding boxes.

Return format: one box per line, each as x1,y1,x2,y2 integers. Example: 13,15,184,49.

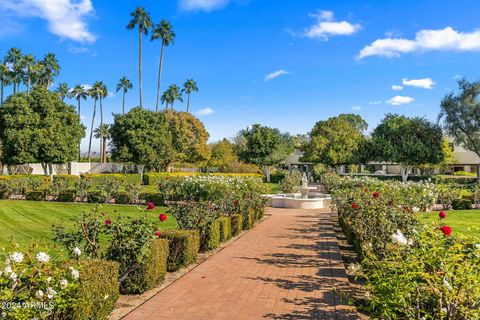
0,87,84,172
208,138,237,170
301,114,368,168
110,108,210,171
371,113,444,181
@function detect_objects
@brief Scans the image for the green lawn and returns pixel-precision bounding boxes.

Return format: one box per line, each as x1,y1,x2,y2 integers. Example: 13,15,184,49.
0,200,177,252
418,210,480,237
264,182,281,194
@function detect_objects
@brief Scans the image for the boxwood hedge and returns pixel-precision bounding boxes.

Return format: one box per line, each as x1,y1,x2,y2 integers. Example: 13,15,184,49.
218,216,232,242
160,230,200,272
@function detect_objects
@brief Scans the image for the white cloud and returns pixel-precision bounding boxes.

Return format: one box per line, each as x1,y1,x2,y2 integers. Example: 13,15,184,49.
387,95,414,106
402,78,435,89
2,0,96,43
196,107,215,116
264,70,290,81
358,27,480,59
81,84,92,90
369,100,382,105
391,85,403,91
352,105,361,111
179,0,229,11
304,10,361,40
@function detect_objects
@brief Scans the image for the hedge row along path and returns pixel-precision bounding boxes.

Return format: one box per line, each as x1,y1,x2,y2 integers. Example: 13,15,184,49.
124,208,359,319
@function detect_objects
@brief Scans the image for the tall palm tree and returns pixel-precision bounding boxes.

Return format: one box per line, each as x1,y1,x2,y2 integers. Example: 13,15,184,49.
70,84,89,160
90,81,107,160
182,79,198,113
3,47,22,94
55,82,70,101
22,54,36,94
151,20,175,112
94,124,111,163
163,84,183,110
38,53,60,88
116,76,132,114
87,87,99,162
127,7,152,110
160,90,171,109
0,64,11,104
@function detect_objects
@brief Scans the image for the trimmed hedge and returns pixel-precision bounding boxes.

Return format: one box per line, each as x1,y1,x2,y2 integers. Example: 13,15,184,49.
140,193,165,206
72,259,120,320
255,207,265,221
452,198,472,210
52,174,79,189
200,220,221,252
120,238,169,294
57,191,76,202
0,174,51,182
25,191,45,201
81,173,141,185
115,192,133,204
218,216,232,242
230,214,243,236
144,172,199,186
87,192,107,203
242,208,255,230
160,230,200,272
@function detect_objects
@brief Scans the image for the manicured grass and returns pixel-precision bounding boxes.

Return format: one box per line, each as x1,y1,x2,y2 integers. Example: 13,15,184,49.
264,182,281,194
418,210,480,237
0,200,177,251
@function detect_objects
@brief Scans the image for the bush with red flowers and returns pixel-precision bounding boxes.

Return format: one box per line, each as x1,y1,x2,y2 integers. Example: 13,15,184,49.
439,211,446,219
146,202,156,210
439,225,452,236
159,213,167,222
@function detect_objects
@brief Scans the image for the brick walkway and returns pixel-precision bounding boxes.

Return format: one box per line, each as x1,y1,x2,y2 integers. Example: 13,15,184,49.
123,208,359,320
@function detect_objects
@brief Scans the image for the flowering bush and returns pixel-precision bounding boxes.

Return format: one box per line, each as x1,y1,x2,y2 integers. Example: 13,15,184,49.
328,174,480,318
280,171,302,193
0,249,80,319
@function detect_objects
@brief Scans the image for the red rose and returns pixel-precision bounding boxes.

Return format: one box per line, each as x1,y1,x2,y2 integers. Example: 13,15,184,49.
147,202,156,210
351,202,358,209
439,211,446,219
373,191,380,198
439,225,452,237
154,230,161,237
105,217,112,225
159,213,167,222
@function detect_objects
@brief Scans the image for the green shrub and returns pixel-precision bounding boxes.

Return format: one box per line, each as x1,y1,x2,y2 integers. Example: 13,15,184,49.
120,238,169,294
57,191,76,202
81,173,141,185
230,214,243,236
144,172,199,186
72,259,120,320
255,207,265,220
269,173,286,184
242,208,255,230
25,190,45,201
52,174,79,194
87,192,107,203
160,230,200,272
115,192,133,204
452,198,472,210
141,193,165,206
200,219,221,252
280,170,302,193
218,216,232,242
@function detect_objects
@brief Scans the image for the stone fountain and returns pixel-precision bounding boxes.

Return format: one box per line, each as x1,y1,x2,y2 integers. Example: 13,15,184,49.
264,172,331,209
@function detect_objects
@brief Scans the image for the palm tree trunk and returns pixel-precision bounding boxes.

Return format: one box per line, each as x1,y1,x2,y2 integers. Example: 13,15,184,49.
88,100,97,162
13,82,16,94
27,71,31,94
103,137,107,163
155,43,165,112
100,95,103,126
139,30,143,110
100,138,103,163
1,82,3,105
78,97,81,161
122,91,125,114
187,93,191,113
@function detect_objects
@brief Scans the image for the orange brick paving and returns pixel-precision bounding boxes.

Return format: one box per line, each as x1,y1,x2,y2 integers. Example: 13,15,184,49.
123,208,360,319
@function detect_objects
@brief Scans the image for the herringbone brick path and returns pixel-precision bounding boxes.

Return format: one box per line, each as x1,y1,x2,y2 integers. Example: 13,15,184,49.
124,208,359,319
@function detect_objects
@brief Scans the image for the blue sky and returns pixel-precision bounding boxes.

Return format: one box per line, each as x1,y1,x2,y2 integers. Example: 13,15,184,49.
1,0,480,151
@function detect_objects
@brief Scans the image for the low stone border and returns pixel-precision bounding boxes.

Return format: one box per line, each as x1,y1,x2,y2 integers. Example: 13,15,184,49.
109,212,272,320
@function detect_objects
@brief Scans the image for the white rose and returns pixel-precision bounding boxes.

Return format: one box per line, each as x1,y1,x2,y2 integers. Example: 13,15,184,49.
47,287,57,299
9,272,17,282
72,247,81,257
59,279,68,289
35,252,50,263
9,252,24,264
70,268,79,280
36,290,44,299
4,265,12,275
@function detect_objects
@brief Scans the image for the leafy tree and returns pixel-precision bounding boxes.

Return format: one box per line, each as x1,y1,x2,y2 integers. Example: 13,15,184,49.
163,110,210,170
55,82,69,101
183,79,198,113
208,138,237,170
110,108,173,171
439,79,480,180
371,114,444,182
116,76,133,114
416,138,456,174
0,87,84,175
151,19,175,112
0,63,11,105
127,7,152,110
301,114,368,171
236,124,295,181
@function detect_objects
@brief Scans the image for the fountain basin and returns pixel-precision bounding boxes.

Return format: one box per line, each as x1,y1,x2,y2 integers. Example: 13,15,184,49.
263,193,331,209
